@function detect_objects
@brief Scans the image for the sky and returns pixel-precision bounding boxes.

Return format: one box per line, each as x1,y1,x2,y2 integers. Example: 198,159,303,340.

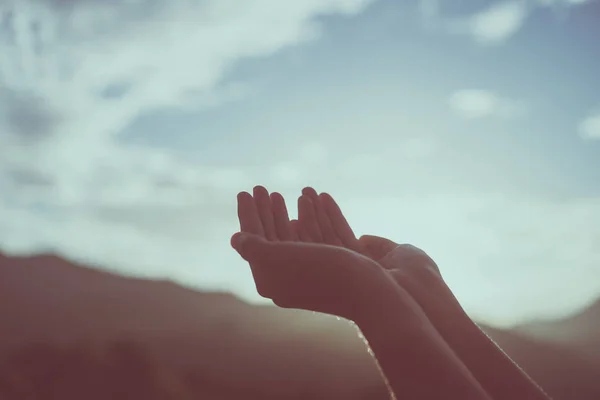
1,0,599,327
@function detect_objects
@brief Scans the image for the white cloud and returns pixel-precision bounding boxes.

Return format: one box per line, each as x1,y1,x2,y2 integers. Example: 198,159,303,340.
423,0,594,45
0,0,374,237
539,0,594,5
466,1,529,44
578,112,600,140
0,0,374,292
449,90,498,119
422,0,530,44
0,0,372,203
448,89,525,119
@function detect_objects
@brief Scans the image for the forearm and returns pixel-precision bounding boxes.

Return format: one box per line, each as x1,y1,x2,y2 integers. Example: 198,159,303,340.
436,306,552,400
381,255,552,400
353,286,492,400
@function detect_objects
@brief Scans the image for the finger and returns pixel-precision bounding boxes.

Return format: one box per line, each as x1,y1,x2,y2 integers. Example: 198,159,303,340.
231,231,270,295
231,232,268,262
291,219,311,242
253,185,278,241
237,191,264,236
270,192,295,241
358,235,399,263
320,192,359,249
230,231,244,252
298,194,323,242
302,187,341,245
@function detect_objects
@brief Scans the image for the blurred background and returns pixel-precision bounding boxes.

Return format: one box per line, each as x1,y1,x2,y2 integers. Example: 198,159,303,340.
1,1,599,399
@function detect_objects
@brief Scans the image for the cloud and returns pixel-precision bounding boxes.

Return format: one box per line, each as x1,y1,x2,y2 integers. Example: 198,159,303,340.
448,89,526,119
0,0,372,195
578,112,600,140
465,1,529,45
0,0,374,293
537,0,594,5
418,0,531,44
0,0,373,215
421,0,595,44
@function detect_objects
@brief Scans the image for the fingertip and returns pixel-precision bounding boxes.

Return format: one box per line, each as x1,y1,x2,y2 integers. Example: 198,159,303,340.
358,234,378,247
232,231,268,249
358,234,380,246
230,232,245,251
299,194,314,207
302,187,318,197
319,192,332,201
237,191,252,201
232,232,262,256
358,235,398,255
253,185,268,196
320,192,342,212
270,191,283,202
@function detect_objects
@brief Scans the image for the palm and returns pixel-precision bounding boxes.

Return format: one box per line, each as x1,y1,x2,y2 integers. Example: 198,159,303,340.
234,186,385,319
233,185,439,318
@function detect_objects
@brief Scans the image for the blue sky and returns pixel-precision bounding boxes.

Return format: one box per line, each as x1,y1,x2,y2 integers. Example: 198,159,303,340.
1,0,599,327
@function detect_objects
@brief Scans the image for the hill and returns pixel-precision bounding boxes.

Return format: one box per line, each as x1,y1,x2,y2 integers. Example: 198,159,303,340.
1,251,599,399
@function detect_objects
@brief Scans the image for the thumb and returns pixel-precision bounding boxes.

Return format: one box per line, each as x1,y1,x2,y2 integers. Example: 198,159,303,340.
358,234,399,260
230,232,270,262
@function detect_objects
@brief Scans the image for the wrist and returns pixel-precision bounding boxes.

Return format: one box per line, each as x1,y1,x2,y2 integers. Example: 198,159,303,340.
349,268,429,335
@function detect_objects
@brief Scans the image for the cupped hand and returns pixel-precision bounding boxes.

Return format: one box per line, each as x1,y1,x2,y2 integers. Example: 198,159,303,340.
232,186,500,400
295,186,458,313
295,187,553,400
232,186,392,320
295,187,439,269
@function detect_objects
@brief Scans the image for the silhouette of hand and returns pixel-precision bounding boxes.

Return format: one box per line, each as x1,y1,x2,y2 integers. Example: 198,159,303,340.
296,186,441,276
295,187,552,400
232,186,501,400
232,186,394,320
295,187,463,318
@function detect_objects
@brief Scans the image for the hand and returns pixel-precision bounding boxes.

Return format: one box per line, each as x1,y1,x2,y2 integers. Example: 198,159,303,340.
295,186,443,284
232,186,391,320
232,186,494,400
296,187,551,400
294,186,477,328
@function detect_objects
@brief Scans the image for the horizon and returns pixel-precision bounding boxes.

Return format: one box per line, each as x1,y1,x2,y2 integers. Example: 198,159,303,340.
1,0,599,328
